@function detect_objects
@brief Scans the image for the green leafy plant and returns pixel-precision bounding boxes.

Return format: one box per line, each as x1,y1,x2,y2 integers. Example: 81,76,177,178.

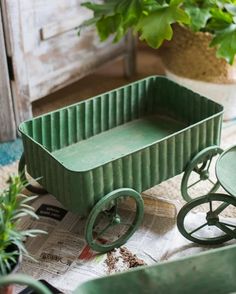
0,176,45,275
80,0,236,64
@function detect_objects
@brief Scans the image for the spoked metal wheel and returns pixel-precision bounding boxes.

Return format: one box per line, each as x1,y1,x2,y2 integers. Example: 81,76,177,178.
18,153,47,194
85,188,144,253
181,146,223,202
177,193,236,245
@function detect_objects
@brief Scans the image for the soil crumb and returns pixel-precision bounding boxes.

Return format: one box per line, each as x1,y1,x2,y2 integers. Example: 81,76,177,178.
105,250,120,274
119,247,146,268
105,247,147,274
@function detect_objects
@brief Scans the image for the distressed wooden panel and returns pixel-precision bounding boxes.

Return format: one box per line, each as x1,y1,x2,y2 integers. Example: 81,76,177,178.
1,0,32,125
4,0,129,103
0,7,16,141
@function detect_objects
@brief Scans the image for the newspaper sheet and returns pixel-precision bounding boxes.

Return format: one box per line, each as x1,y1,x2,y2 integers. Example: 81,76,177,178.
16,193,235,293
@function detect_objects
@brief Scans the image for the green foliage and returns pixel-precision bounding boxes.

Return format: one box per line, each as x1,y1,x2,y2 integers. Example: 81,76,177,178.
136,1,189,48
81,0,236,64
0,176,46,275
210,24,236,63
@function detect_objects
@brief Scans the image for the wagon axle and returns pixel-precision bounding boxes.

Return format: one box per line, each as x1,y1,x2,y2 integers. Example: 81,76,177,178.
112,215,121,225
206,211,219,226
199,170,209,181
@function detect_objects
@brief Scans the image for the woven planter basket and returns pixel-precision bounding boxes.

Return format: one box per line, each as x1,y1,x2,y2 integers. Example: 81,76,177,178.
160,25,236,84
159,25,236,120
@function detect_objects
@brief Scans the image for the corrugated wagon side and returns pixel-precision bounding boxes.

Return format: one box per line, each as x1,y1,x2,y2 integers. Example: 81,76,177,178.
19,76,223,252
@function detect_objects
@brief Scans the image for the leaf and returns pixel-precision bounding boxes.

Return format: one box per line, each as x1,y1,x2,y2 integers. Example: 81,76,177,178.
225,4,236,16
21,229,47,237
207,18,233,31
210,7,233,24
0,258,7,275
12,208,39,220
81,1,117,17
21,195,38,204
184,5,211,31
116,0,143,26
4,259,11,272
142,0,162,12
210,24,236,64
92,0,146,42
170,0,183,5
96,14,122,41
0,175,45,274
12,240,28,254
136,3,189,48
20,204,35,210
205,5,234,32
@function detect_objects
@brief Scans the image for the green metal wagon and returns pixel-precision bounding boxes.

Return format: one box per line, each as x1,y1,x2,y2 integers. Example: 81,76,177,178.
18,76,224,252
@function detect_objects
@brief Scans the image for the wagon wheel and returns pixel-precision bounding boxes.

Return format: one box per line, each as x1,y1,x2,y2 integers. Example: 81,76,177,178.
85,188,144,253
177,193,236,245
18,153,47,194
181,146,223,202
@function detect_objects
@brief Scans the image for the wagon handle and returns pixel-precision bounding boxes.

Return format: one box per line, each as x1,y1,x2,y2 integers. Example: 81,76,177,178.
0,274,52,294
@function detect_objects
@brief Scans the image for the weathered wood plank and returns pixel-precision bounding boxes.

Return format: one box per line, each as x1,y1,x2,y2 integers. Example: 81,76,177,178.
0,7,16,141
7,0,131,102
2,0,32,126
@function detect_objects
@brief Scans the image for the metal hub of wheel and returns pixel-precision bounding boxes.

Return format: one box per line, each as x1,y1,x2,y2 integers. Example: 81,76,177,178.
200,170,209,181
112,215,121,225
177,193,236,245
206,211,219,226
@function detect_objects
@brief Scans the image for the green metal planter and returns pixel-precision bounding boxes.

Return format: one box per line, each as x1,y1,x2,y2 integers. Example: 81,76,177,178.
18,76,224,252
1,244,236,293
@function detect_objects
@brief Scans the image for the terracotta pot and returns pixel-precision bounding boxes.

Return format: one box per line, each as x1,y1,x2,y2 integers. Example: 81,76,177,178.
159,25,236,120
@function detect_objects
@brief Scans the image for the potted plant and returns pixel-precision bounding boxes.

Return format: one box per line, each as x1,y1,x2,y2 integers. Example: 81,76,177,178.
80,0,236,119
0,175,45,293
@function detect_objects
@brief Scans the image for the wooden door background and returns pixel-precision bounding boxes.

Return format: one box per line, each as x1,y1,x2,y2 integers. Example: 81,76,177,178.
0,0,135,141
